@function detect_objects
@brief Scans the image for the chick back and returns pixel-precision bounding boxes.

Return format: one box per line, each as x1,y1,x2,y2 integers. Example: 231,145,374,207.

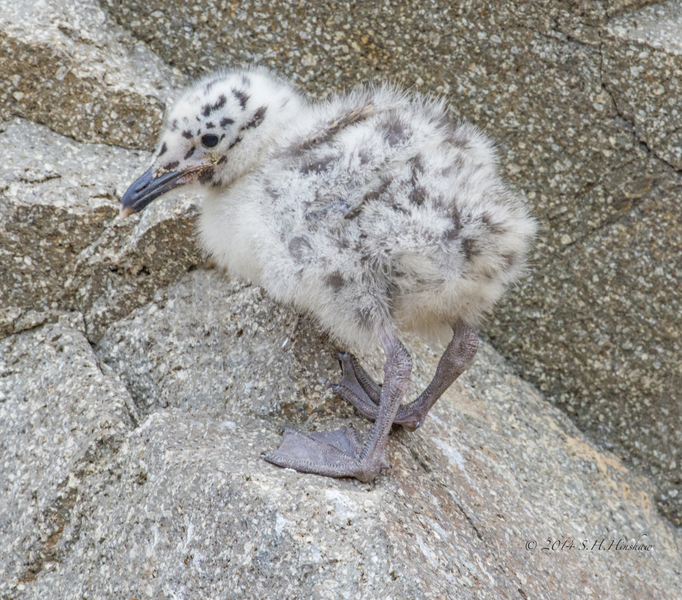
202,85,536,350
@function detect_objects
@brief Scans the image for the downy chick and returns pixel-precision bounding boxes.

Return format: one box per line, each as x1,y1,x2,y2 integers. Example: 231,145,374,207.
121,67,536,482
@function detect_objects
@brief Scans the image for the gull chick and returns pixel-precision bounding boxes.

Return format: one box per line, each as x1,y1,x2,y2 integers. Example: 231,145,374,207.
121,67,536,482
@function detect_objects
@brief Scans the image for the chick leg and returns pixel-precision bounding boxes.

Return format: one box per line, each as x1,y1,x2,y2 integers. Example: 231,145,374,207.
394,320,478,430
330,352,381,415
264,334,412,482
334,320,479,431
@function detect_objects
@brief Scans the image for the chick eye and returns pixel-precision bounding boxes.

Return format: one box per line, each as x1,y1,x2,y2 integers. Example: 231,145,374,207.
201,134,220,148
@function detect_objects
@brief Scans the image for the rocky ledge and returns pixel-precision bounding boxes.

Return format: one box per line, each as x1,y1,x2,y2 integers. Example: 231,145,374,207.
1,267,681,598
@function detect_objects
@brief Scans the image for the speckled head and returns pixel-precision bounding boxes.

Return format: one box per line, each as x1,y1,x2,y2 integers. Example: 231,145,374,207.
121,67,305,217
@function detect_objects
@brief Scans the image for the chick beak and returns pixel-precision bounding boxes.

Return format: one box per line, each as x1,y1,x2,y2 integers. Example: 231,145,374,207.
120,166,189,218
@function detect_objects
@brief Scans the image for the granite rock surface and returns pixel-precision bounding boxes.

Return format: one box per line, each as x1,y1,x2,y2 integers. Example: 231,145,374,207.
604,1,682,170
0,118,206,342
0,313,135,591
0,0,184,150
2,270,681,599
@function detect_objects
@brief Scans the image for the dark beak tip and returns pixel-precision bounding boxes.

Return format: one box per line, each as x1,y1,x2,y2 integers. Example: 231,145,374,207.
120,165,185,215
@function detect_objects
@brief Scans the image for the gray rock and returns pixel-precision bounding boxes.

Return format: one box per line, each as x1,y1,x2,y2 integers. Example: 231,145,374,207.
603,0,682,170
491,163,682,523
62,186,206,343
0,118,206,343
490,3,682,523
96,271,338,422
496,0,660,44
0,0,185,150
0,307,74,340
0,314,135,592
0,118,146,313
2,271,681,598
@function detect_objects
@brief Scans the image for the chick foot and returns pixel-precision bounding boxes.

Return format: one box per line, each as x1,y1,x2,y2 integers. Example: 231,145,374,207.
265,336,412,482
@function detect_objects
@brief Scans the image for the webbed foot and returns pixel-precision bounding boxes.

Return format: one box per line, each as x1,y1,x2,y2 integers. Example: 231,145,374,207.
265,335,412,483
264,425,388,483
